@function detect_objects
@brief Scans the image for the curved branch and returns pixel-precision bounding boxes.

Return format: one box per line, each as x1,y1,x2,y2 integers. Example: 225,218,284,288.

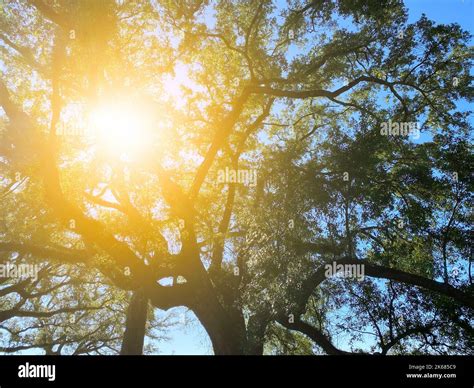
301,256,474,309
278,318,356,355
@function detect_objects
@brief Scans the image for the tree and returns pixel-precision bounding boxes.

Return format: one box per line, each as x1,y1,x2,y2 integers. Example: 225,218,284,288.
0,0,472,355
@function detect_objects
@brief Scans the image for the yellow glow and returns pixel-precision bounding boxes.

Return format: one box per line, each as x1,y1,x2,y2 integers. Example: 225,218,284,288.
89,101,153,159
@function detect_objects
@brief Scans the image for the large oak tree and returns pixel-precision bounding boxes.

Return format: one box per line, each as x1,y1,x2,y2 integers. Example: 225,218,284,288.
0,0,472,355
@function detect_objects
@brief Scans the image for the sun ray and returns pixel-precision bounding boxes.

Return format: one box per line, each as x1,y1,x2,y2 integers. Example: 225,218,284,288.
88,100,155,160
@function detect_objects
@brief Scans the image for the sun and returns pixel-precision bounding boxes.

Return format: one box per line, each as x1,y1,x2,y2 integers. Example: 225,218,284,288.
88,101,154,160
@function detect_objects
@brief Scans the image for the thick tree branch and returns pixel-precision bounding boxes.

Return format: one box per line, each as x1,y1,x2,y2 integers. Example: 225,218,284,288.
279,318,355,355
189,88,251,199
211,99,274,270
27,0,72,30
300,256,474,310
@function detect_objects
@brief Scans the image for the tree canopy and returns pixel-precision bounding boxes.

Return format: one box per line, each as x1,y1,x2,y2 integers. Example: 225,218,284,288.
0,0,472,355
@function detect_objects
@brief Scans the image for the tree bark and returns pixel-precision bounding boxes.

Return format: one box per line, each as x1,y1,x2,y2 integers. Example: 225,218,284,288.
191,291,247,355
244,316,268,355
120,288,148,355
185,268,247,354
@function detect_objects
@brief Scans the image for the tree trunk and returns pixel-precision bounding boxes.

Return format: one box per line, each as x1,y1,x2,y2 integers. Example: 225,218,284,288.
191,288,247,355
193,307,245,354
120,288,148,355
244,314,269,355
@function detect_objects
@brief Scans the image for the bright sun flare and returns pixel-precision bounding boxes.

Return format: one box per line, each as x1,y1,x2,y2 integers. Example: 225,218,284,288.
88,102,153,159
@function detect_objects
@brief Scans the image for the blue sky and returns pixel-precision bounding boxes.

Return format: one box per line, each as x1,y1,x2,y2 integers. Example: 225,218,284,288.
155,0,473,355
406,0,473,26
